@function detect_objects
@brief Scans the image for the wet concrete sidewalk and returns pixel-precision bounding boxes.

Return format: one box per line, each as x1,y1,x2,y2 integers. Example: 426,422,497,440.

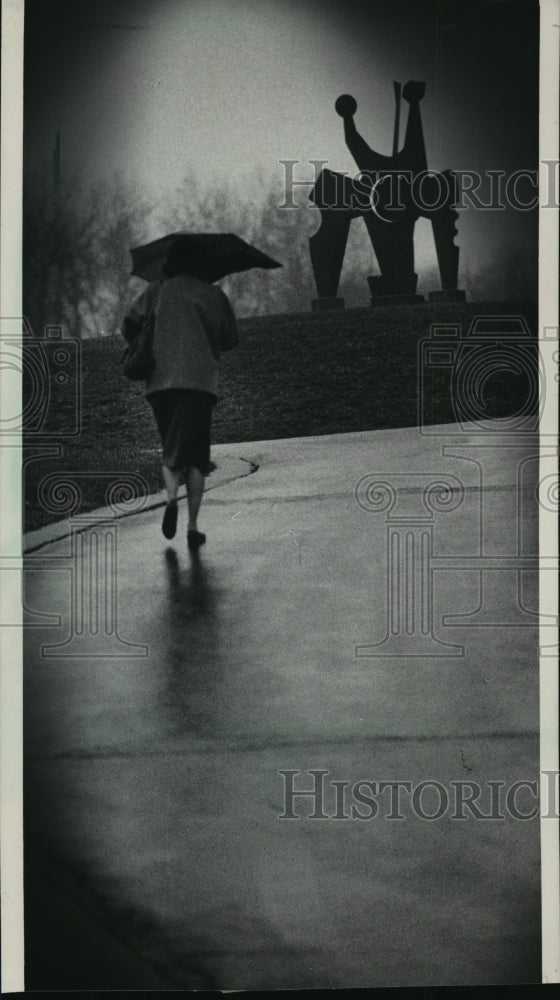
23,421,544,989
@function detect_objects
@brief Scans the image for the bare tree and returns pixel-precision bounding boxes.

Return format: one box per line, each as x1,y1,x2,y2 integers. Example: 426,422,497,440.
158,167,318,316
93,173,153,336
23,170,153,338
25,164,417,337
23,169,101,337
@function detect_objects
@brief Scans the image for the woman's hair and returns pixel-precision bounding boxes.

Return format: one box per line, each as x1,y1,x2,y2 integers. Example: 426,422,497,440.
163,240,201,278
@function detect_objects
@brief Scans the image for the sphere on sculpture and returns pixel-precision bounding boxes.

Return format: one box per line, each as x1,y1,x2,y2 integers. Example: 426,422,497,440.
335,94,357,118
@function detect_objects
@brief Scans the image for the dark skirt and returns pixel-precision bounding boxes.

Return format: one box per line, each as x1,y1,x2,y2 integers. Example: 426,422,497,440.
148,389,216,474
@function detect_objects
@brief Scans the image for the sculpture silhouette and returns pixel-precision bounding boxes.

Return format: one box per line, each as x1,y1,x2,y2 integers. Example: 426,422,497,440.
309,82,466,309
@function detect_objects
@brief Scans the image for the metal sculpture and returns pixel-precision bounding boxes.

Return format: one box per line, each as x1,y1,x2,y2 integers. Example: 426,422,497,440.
309,82,466,309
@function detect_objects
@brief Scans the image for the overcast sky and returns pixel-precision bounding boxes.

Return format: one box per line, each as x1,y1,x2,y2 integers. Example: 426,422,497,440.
23,0,539,288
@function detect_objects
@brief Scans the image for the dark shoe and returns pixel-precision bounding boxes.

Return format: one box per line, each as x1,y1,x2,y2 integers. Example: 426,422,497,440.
187,529,206,551
162,500,178,539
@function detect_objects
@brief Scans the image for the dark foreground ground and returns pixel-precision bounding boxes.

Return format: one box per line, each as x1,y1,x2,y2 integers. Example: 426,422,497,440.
24,427,542,990
21,300,542,990
23,301,537,530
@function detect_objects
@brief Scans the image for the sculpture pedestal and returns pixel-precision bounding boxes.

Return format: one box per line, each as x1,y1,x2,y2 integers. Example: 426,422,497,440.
369,294,425,306
429,289,466,303
367,273,424,306
312,297,345,312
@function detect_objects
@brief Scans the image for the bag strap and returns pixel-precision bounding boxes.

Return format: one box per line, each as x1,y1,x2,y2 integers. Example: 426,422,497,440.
144,280,161,329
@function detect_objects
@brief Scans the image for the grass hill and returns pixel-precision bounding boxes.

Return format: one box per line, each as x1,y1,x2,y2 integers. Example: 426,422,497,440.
24,301,537,531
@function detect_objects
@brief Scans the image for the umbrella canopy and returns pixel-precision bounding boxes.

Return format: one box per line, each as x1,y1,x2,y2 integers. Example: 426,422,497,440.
130,232,282,283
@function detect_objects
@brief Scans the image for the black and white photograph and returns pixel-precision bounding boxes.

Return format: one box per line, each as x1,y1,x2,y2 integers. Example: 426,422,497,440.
0,0,558,991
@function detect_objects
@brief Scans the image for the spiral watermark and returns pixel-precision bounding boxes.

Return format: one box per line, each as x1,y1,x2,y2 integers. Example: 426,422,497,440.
37,474,82,517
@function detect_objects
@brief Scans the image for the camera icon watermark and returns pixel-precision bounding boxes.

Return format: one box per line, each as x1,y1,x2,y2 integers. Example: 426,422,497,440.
354,313,558,656
0,316,81,438
418,315,543,436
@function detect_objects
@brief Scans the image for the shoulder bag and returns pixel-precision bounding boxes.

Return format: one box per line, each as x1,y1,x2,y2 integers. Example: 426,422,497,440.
121,284,159,381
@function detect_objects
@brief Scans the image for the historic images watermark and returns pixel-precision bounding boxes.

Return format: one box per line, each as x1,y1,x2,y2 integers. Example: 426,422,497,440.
31,471,151,659
0,317,81,439
278,769,560,822
278,159,558,213
352,316,558,659
0,316,150,658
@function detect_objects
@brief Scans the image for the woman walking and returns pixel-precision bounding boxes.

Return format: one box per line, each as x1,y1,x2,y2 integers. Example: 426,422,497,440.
122,241,239,550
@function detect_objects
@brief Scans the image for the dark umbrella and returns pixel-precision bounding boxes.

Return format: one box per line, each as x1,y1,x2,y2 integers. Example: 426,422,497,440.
130,232,282,283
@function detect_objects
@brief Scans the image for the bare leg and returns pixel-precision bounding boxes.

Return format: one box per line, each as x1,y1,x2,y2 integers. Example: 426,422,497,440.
185,466,205,532
161,464,182,539
162,464,182,503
